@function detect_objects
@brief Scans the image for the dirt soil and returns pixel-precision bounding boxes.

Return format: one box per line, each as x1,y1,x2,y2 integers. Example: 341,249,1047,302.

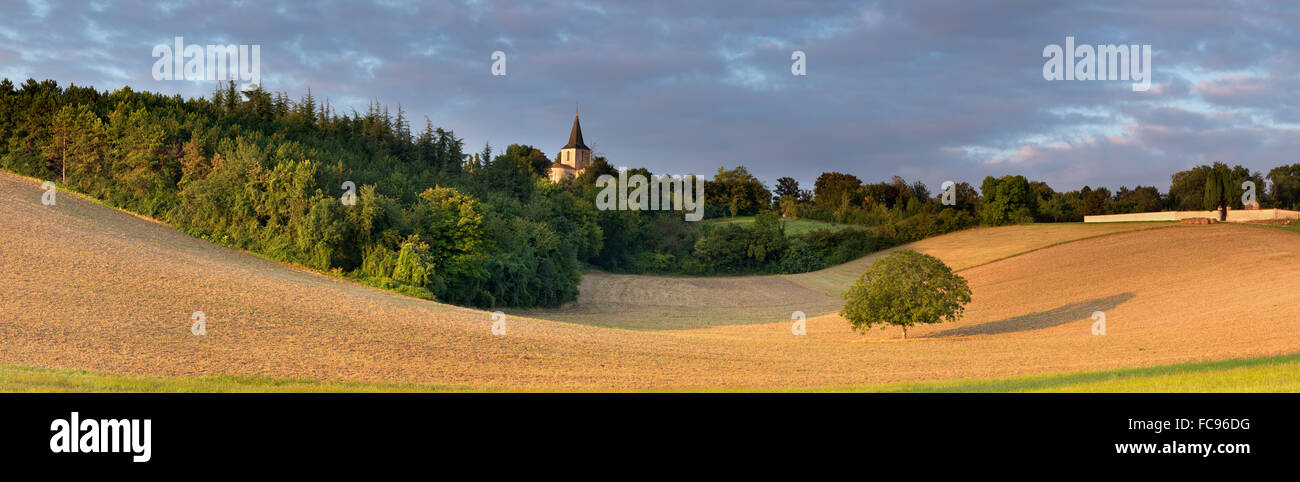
3,170,1298,390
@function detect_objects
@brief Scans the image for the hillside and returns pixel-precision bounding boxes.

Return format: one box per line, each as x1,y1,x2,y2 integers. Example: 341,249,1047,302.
3,170,1299,390
526,222,1172,329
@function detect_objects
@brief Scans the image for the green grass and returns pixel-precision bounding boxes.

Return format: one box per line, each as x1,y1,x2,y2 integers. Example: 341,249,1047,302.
709,215,852,235
0,365,477,393
782,352,1300,393
1267,222,1300,234
6,353,1300,392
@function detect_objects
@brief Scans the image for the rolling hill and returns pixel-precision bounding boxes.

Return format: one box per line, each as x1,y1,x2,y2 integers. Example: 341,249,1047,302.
3,170,1299,391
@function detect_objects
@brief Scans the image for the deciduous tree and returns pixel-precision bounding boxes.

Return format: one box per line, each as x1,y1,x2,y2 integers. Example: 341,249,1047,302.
840,249,971,339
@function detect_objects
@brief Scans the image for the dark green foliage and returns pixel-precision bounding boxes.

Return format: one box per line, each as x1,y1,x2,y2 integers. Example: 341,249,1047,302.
1169,162,1263,212
1109,186,1161,214
0,78,596,309
693,211,786,272
812,171,862,211
773,176,800,202
1267,164,1300,210
980,175,1036,225
1203,162,1233,220
705,165,771,218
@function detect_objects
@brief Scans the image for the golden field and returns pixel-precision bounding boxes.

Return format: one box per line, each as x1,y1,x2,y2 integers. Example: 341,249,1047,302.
2,170,1298,391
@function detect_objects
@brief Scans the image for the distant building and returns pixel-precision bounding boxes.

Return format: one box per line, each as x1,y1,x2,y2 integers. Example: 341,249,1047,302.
548,111,592,183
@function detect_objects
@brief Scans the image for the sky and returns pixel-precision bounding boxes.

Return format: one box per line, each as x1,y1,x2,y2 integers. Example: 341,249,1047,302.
2,0,1299,192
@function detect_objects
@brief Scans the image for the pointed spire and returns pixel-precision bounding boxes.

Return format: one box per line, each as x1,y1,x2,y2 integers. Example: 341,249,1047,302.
563,110,589,150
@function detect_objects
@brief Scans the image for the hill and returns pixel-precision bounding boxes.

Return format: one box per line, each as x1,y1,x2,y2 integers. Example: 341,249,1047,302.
3,170,1299,390
525,222,1172,329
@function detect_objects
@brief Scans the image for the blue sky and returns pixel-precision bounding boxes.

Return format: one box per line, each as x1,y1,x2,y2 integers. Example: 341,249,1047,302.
3,0,1299,192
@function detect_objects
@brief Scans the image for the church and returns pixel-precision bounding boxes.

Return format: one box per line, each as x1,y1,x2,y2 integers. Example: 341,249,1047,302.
547,111,593,183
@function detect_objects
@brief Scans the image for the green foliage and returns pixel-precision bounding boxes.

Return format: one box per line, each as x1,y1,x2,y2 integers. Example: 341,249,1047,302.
778,195,799,218
812,171,862,211
392,236,433,286
773,176,800,202
792,227,892,268
980,175,1035,225
1170,162,1263,211
839,249,971,338
1203,162,1232,217
0,78,597,309
1267,164,1300,210
705,165,771,218
693,211,786,272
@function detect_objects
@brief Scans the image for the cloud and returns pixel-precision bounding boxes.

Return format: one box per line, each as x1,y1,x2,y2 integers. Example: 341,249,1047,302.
2,0,1299,193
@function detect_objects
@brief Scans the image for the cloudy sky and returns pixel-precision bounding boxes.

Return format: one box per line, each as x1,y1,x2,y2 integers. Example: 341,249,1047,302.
3,0,1298,192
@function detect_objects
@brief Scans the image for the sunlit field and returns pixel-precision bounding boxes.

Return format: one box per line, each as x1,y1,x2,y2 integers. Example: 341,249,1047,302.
5,170,1299,391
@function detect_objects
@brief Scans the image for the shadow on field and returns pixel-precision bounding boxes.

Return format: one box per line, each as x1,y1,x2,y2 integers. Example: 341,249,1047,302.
932,292,1136,337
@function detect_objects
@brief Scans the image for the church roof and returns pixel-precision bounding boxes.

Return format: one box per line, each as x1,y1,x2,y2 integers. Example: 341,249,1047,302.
563,113,590,151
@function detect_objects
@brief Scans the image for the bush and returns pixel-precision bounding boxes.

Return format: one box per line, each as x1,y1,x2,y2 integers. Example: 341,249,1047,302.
1,151,47,177
774,242,826,273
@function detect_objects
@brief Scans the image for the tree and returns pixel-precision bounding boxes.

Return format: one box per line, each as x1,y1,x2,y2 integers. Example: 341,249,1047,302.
1170,166,1208,210
1080,185,1110,216
1170,163,1261,211
779,195,799,218
43,103,105,185
478,144,540,201
812,171,861,208
840,249,971,339
773,177,801,202
105,103,166,202
1203,162,1233,220
860,181,899,208
980,175,1035,225
1267,163,1300,210
706,165,771,217
573,155,616,190
503,143,550,178
940,181,981,215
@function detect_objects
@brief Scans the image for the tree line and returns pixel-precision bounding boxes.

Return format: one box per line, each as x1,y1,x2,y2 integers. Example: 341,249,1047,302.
0,79,599,308
4,78,1297,307
760,160,1300,228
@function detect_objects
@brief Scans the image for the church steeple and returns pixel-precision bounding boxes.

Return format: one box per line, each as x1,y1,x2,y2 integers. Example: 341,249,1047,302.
563,112,589,151
549,108,594,182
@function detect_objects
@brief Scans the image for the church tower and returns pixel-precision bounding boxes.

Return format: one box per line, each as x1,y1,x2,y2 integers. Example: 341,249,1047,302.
549,111,592,182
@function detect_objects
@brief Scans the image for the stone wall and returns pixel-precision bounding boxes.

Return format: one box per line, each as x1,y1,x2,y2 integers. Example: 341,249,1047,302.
1084,209,1300,223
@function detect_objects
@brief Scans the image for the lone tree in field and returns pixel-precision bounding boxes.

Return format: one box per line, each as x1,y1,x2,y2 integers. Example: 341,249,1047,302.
1203,163,1234,221
840,249,971,339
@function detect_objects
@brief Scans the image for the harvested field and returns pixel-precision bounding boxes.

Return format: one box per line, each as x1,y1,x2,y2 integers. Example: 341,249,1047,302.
528,221,1174,329
2,170,1299,391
